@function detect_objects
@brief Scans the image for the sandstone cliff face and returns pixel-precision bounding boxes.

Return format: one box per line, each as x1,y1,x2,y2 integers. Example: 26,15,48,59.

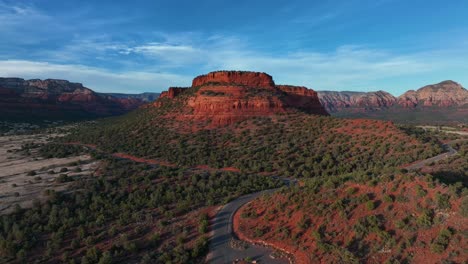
154,71,328,126
397,80,468,108
0,78,146,119
187,85,286,126
277,85,329,115
159,87,188,99
317,91,397,113
192,71,275,89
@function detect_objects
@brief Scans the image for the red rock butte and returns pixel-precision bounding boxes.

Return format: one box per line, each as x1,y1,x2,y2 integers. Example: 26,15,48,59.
192,71,276,89
153,71,329,126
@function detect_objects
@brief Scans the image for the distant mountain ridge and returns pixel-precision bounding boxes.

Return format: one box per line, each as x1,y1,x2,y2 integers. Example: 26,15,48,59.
398,80,467,108
318,90,396,113
0,78,149,120
317,80,467,123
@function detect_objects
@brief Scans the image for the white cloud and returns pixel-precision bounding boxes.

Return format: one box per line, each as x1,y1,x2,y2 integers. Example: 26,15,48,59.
0,2,52,32
111,34,440,93
1,23,466,95
0,60,191,93
194,44,436,92
121,42,203,66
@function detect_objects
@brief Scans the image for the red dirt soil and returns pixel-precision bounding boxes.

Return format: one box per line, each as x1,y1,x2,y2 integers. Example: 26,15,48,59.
113,152,177,167
234,175,468,263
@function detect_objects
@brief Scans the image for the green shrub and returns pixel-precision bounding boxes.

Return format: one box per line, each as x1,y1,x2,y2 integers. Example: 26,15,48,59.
435,193,451,209
382,194,393,203
417,211,432,228
460,196,468,217
430,228,452,253
366,201,375,211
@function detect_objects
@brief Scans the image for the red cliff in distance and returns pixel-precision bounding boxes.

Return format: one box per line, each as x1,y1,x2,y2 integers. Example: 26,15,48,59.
159,87,188,99
397,80,468,108
317,90,397,113
154,71,329,126
0,78,146,119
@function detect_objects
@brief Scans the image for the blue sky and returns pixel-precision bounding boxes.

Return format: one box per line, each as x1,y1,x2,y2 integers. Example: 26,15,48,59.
0,0,467,95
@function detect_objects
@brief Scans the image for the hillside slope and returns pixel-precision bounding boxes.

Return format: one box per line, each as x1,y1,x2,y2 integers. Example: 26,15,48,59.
236,174,467,263
66,71,442,178
0,78,146,120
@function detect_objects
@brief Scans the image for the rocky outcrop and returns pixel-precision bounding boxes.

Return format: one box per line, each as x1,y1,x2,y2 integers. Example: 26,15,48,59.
192,71,275,89
159,87,188,99
277,85,329,115
154,71,328,126
397,80,468,108
0,78,147,119
187,84,287,126
318,90,397,113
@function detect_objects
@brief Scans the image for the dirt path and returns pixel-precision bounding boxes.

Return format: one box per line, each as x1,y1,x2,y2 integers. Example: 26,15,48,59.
66,142,240,173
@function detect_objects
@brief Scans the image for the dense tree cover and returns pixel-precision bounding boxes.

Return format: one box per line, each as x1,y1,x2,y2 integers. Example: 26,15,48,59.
2,96,461,263
63,108,442,179
425,138,468,186
0,157,281,263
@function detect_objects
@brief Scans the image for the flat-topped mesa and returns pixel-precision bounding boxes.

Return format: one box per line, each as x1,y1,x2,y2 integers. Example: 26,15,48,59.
192,71,275,89
277,85,329,115
154,71,329,126
317,90,397,113
159,87,189,99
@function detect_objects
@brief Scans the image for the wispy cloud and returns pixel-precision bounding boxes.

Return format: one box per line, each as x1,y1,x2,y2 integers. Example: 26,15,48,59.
111,35,437,92
0,2,466,96
0,2,55,38
0,31,457,95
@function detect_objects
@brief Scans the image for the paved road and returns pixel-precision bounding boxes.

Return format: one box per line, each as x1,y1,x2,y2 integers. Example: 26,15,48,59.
207,189,289,264
417,126,468,136
405,143,458,170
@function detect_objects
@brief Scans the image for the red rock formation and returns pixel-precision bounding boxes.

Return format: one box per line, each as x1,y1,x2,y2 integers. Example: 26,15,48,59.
192,71,275,89
154,71,329,126
159,87,188,99
317,90,397,113
188,85,287,126
0,78,146,119
398,80,468,108
277,85,329,115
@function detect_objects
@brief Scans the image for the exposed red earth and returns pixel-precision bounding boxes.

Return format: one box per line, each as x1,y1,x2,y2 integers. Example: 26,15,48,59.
66,142,241,173
234,175,467,263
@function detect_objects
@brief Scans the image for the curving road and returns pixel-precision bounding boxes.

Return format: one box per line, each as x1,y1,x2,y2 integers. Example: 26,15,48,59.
207,189,290,264
405,143,458,170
